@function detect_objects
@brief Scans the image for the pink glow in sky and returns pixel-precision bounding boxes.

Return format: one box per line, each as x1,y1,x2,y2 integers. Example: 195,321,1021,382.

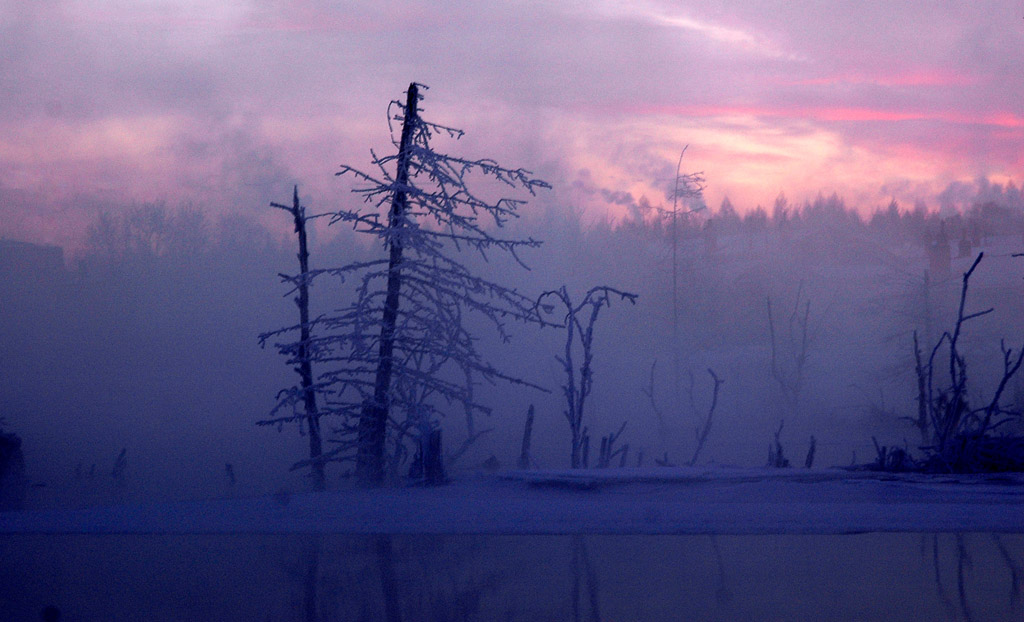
2,0,1023,247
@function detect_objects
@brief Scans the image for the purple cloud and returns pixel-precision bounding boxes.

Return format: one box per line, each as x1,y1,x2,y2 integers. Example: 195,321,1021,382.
1,0,1022,248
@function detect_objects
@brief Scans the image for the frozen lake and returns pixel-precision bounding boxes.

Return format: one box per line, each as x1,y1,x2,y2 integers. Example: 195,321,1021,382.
3,468,1023,534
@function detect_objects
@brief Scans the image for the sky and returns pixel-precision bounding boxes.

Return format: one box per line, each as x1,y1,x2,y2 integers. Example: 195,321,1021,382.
2,0,1024,249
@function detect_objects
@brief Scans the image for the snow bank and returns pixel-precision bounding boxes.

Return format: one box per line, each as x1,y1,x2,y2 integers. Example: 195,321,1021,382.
1,467,1022,535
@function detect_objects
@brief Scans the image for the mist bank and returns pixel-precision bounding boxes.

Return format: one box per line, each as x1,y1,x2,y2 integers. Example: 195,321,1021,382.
3,192,1024,507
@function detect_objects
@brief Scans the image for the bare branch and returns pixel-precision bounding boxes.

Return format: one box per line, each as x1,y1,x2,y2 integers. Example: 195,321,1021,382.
538,285,637,468
688,368,723,466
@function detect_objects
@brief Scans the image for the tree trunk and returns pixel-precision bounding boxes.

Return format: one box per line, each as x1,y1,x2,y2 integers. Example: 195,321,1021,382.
292,186,325,491
273,186,325,490
913,331,930,446
517,405,534,469
423,429,445,485
356,83,418,486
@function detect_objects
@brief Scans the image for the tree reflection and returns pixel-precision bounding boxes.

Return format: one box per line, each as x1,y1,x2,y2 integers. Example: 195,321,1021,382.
375,536,402,622
277,533,1024,621
709,535,733,606
303,535,321,622
571,535,601,622
992,534,1022,606
927,533,1024,622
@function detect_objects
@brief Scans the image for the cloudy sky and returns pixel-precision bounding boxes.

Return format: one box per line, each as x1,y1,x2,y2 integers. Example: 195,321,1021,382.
2,0,1023,248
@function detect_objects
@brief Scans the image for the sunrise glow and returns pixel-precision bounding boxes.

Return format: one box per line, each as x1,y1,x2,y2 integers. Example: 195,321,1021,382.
2,0,1023,246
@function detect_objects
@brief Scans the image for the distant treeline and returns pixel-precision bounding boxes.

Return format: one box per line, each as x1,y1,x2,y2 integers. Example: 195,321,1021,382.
614,189,1024,246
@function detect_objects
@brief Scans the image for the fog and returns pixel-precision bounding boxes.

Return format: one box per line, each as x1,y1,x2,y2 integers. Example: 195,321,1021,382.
3,181,1024,508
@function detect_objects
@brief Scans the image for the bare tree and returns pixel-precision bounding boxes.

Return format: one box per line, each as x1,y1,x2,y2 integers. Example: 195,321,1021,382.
258,185,326,491
641,360,666,436
537,286,637,468
657,147,705,401
517,404,535,470
596,420,628,468
913,253,1024,472
263,84,550,486
687,368,723,466
766,420,789,468
766,284,814,413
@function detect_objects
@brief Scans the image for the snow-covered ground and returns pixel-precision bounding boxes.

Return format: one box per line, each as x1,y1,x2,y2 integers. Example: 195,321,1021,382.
2,467,1023,535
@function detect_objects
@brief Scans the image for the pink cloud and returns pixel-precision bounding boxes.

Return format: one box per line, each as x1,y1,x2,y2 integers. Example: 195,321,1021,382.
622,103,1024,129
3,0,1023,246
778,71,978,88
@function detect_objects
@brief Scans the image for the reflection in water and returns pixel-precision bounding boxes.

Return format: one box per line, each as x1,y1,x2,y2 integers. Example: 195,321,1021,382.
993,534,1022,606
1,533,1022,621
956,533,974,622
931,534,957,619
709,535,733,606
571,535,601,622
927,533,1024,622
376,535,401,622
303,535,320,622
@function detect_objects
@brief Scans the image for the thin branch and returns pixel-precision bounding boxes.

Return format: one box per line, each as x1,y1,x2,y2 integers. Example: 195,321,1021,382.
688,368,723,466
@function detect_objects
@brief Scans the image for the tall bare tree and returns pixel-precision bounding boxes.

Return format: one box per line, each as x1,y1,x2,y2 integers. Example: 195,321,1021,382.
262,84,550,486
259,186,325,490
667,147,705,400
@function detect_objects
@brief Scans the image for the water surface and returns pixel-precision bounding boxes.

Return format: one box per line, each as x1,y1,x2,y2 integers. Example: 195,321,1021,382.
1,533,1021,621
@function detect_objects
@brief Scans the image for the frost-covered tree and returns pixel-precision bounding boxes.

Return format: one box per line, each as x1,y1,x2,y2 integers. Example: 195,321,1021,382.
264,83,549,486
258,186,326,491
537,286,637,468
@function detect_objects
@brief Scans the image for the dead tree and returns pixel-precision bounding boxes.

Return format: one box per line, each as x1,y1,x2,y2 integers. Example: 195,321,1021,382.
641,360,666,439
766,285,813,413
537,286,637,469
517,405,535,470
597,421,628,468
913,252,1024,472
644,361,723,464
766,420,789,468
687,368,723,466
408,427,445,486
664,147,706,402
912,331,930,445
259,185,326,491
580,430,591,468
353,85,418,485
803,435,816,468
261,84,550,486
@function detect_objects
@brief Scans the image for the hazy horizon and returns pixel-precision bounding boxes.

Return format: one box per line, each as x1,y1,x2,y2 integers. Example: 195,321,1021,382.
3,0,1024,510
3,1,1024,250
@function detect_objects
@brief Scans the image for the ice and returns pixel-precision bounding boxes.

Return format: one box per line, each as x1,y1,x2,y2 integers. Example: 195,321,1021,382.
2,467,1022,535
